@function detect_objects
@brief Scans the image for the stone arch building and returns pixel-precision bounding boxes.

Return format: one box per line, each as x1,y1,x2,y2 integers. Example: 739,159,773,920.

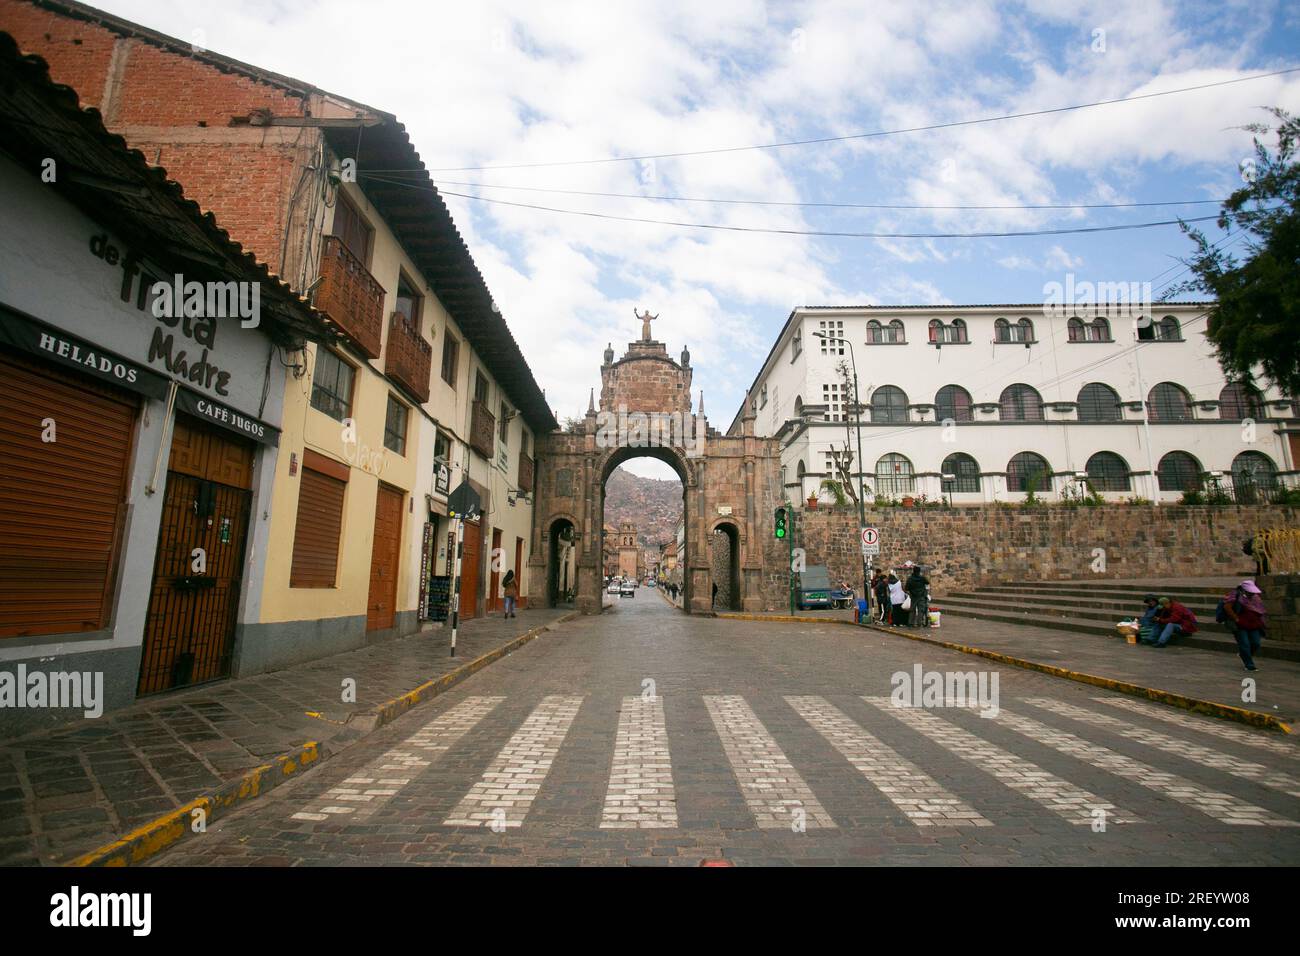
530,327,784,614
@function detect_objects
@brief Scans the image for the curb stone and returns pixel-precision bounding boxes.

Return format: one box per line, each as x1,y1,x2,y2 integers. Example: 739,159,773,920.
716,612,1293,734
66,612,579,867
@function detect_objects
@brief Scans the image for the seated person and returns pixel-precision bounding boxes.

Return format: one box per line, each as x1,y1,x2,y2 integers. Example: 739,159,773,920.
1149,597,1198,648
1137,594,1160,641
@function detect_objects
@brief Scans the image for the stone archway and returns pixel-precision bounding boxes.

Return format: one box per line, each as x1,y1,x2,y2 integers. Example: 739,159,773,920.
544,515,578,608
709,518,742,612
529,321,786,615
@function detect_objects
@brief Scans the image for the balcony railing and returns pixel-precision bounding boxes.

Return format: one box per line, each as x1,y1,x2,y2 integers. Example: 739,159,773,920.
384,311,432,403
469,400,495,459
315,236,384,358
518,452,534,495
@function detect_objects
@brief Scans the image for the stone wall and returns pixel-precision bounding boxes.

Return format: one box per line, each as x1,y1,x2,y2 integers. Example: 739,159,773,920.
784,503,1295,599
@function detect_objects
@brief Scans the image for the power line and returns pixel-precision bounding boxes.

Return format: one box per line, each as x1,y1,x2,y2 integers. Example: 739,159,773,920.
358,173,1227,212
370,177,1224,239
422,67,1300,172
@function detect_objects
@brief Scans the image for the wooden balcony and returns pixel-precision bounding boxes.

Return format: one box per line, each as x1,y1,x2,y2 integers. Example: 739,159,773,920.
384,311,432,403
315,236,384,358
518,452,534,495
469,400,495,459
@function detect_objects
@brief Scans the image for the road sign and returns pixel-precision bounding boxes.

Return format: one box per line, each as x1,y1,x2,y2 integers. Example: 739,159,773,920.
860,527,879,547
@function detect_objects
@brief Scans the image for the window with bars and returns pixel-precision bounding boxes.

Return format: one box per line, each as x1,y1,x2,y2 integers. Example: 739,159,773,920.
1232,451,1278,497
1085,451,1129,491
875,453,914,495
935,384,973,422
1077,383,1122,422
1157,451,1200,491
999,383,1044,421
310,349,355,422
1148,382,1191,421
940,452,981,492
818,320,844,354
871,385,909,423
1006,451,1050,492
1218,383,1261,421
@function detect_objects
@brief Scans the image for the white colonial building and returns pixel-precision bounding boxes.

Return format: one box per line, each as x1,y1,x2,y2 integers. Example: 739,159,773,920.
729,304,1298,506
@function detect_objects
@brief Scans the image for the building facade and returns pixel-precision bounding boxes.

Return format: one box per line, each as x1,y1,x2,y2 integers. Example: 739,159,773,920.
732,304,1295,507
2,2,555,684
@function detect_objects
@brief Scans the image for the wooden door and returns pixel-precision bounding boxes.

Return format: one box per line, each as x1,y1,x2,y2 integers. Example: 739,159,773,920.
138,416,254,696
366,483,404,631
459,520,481,620
488,528,502,612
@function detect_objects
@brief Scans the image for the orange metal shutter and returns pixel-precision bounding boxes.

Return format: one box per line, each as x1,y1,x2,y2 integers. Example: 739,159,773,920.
0,351,136,637
289,467,346,588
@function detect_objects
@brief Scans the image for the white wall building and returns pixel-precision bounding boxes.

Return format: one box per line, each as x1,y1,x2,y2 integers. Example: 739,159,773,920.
730,304,1297,506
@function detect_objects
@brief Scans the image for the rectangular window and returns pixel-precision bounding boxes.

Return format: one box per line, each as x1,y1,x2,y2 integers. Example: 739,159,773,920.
395,272,421,325
760,384,768,408
384,394,408,455
310,349,354,422
290,458,347,588
499,400,511,442
440,334,459,387
791,329,802,360
332,193,373,266
474,370,489,404
435,431,451,462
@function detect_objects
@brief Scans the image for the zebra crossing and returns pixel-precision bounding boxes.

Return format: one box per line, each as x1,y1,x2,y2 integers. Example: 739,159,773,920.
286,692,1300,832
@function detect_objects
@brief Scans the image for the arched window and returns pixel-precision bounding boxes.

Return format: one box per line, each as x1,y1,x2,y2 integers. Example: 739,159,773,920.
1085,451,1130,491
999,383,1044,421
928,319,967,344
793,395,804,418
995,317,1034,343
1218,382,1262,421
935,384,973,422
1077,383,1122,422
994,318,1011,341
1148,382,1192,422
1232,451,1277,501
928,319,941,343
940,452,981,492
1157,451,1201,491
1090,317,1110,341
871,385,909,423
885,319,905,343
866,320,883,344
796,460,807,481
1006,452,1051,493
1158,315,1181,341
951,318,967,342
1018,318,1034,341
875,453,915,495
1067,317,1086,342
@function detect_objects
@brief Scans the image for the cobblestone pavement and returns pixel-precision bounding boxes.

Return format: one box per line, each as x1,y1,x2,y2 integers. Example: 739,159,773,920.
152,594,1300,866
0,608,573,866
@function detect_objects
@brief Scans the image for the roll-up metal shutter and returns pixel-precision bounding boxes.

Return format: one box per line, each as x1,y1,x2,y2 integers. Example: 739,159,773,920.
289,464,347,588
0,350,137,637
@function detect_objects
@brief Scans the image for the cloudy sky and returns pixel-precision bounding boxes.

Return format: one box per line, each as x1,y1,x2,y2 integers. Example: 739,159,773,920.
96,0,1300,477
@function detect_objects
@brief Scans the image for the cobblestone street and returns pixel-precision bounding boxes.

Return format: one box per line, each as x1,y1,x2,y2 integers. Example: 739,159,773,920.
151,593,1300,866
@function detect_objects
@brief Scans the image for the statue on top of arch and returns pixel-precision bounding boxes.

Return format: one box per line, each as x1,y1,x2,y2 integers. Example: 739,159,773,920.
634,307,658,342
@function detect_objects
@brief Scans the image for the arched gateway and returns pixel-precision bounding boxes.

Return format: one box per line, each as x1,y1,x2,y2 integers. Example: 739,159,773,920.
530,318,785,614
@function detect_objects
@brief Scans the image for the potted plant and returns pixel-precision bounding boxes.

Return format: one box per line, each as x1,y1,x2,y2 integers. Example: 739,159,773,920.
901,495,915,508
819,478,849,507
806,490,819,510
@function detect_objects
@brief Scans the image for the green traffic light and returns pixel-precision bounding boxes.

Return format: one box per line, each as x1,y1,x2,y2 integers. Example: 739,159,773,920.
775,526,785,538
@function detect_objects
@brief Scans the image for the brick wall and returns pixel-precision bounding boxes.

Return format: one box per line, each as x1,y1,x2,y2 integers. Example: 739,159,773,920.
786,503,1292,598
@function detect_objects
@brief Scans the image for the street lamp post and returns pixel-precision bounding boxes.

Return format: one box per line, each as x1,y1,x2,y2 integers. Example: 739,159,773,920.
812,331,870,614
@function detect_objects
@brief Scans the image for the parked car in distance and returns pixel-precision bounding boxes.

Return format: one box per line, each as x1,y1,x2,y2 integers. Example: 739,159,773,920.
620,581,636,597
796,565,833,610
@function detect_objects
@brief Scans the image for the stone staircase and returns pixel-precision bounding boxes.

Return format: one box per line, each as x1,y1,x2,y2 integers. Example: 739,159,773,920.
937,580,1300,662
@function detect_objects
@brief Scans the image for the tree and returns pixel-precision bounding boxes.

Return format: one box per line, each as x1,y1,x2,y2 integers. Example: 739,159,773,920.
1175,108,1300,396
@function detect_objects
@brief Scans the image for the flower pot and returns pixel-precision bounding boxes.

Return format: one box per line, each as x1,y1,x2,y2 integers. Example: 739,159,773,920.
901,496,915,508
806,497,818,510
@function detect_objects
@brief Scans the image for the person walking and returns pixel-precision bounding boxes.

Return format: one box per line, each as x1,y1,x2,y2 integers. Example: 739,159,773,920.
872,569,890,624
906,564,930,627
1222,580,1267,671
501,569,519,619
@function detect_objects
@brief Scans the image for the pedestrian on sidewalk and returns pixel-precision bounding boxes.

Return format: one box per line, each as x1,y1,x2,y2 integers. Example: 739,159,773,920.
1150,596,1198,647
502,570,519,619
887,572,907,626
872,569,889,623
905,564,930,627
1221,580,1267,671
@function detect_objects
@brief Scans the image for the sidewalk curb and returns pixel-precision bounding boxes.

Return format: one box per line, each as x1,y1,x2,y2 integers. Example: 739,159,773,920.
716,612,1294,734
66,612,579,868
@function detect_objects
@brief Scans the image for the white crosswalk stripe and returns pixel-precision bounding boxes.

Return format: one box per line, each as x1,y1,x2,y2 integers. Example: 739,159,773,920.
862,697,1137,825
291,696,504,822
1026,698,1300,797
444,695,583,828
705,695,835,829
988,706,1298,827
601,695,678,828
788,696,992,827
1094,696,1300,761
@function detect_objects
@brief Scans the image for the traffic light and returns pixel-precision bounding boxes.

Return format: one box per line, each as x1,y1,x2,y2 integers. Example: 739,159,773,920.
774,506,788,539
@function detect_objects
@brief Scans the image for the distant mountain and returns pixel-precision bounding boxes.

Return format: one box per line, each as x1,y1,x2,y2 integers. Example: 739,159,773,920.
604,467,683,552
